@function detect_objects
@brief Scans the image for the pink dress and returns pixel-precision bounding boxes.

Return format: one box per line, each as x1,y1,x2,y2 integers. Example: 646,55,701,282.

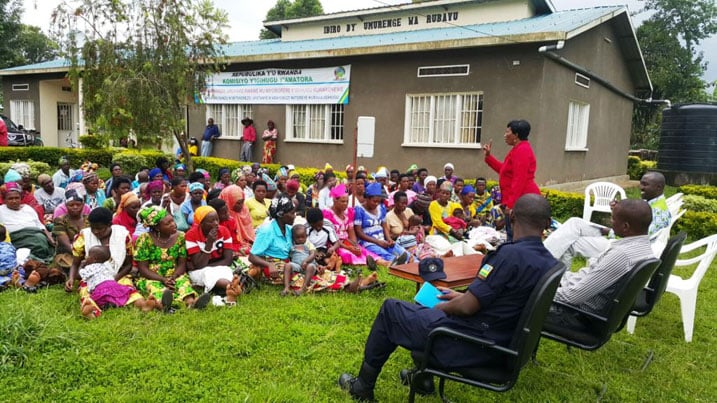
322,207,374,265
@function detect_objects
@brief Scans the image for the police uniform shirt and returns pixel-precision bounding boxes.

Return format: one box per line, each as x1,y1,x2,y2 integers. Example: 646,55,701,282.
461,236,557,346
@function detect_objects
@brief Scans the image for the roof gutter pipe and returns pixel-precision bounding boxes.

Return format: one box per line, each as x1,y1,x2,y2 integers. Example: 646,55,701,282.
538,41,671,108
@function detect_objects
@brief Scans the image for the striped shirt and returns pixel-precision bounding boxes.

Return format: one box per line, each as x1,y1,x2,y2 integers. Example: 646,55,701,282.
555,235,653,314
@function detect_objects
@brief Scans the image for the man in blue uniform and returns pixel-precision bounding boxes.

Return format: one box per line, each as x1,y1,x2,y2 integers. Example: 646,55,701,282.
339,194,558,401
201,117,220,157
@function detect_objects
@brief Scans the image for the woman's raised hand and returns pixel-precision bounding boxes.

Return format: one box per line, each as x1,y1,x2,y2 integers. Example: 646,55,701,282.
482,139,493,157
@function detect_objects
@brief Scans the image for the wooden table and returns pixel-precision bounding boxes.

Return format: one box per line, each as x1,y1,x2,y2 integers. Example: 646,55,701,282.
389,254,484,291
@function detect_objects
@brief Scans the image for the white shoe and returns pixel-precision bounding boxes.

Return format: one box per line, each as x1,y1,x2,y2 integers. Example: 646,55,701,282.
211,295,226,307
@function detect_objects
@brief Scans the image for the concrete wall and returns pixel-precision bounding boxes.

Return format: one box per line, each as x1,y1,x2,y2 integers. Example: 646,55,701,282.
38,79,79,148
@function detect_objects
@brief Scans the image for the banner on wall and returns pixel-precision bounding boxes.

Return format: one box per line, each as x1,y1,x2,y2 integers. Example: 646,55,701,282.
201,65,351,105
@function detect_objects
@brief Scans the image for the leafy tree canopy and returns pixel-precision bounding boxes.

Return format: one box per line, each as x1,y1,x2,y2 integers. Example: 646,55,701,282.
51,0,228,169
0,0,25,69
260,0,324,40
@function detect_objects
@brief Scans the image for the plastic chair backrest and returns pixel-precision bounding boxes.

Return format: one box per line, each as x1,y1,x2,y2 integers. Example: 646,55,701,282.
509,262,566,369
594,258,660,336
676,233,717,285
639,233,687,314
583,182,626,221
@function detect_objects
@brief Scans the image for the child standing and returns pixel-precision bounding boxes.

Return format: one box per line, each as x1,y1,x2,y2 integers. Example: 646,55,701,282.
284,225,318,296
79,245,154,318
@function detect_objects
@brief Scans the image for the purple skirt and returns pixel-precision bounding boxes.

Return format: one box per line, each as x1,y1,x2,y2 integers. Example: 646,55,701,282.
90,280,134,308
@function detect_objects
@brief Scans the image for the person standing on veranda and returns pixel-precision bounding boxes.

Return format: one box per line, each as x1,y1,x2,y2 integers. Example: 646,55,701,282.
201,118,221,157
240,117,256,162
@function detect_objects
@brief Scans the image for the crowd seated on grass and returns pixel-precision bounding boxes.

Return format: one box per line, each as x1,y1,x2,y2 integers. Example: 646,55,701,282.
1,153,644,318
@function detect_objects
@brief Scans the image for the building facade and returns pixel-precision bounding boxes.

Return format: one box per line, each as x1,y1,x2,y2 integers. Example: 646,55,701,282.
1,0,651,185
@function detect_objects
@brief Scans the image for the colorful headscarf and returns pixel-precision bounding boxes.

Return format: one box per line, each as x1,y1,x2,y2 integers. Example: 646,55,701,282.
10,163,31,178
65,189,84,203
330,183,348,199
148,168,163,179
219,185,255,243
461,185,476,196
70,170,84,183
286,179,300,193
138,205,168,228
269,194,294,219
365,182,384,197
278,166,288,178
66,182,87,198
407,164,418,173
82,172,98,183
218,168,230,179
324,163,333,171
262,173,277,192
231,168,243,183
196,169,210,180
241,165,252,175
3,182,21,194
58,156,69,165
414,193,432,209
189,182,204,193
116,192,139,216
145,180,164,200
193,205,216,225
491,186,502,204
174,163,186,172
439,181,453,192
314,171,325,181
3,169,21,184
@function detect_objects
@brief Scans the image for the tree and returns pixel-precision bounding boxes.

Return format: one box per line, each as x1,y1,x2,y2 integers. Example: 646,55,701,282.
631,0,717,148
52,0,228,170
259,0,324,40
0,0,25,69
17,25,59,64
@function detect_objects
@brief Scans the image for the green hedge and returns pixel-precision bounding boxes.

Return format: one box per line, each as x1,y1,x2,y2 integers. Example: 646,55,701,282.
0,160,52,180
683,194,717,214
680,184,717,200
541,189,584,220
627,156,657,180
675,211,717,240
0,146,114,168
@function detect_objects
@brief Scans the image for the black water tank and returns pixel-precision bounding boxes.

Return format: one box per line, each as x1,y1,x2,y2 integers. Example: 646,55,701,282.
658,103,717,173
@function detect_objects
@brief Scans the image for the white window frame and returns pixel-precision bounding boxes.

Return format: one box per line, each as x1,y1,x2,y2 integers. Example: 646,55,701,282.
403,92,483,149
205,104,253,139
284,104,344,144
565,101,590,151
10,100,35,130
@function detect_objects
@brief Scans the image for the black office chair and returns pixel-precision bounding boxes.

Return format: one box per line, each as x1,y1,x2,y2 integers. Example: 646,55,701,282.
626,233,687,333
407,262,566,402
540,258,660,351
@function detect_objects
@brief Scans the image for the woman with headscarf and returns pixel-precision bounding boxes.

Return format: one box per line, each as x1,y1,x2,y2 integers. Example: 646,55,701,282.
245,180,271,228
0,182,56,263
180,182,207,227
143,179,165,207
322,184,372,265
424,175,438,200
53,182,92,219
112,192,141,238
155,157,173,182
353,183,409,266
83,172,106,209
219,185,255,255
185,206,240,303
134,206,210,311
173,163,187,180
425,182,482,257
262,173,278,200
261,120,279,164
2,165,44,221
65,207,135,317
213,168,232,191
52,189,90,270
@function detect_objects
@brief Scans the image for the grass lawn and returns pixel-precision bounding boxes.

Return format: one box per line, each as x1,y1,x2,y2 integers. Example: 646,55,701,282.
1,255,715,402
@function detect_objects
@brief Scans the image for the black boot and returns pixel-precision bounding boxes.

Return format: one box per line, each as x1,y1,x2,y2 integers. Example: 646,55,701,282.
400,368,435,396
339,361,379,402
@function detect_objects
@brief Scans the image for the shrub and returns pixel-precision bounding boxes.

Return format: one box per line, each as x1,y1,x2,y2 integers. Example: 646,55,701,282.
675,211,717,240
680,184,717,200
0,160,53,180
0,146,114,168
683,194,717,214
541,189,584,220
78,134,110,149
112,150,173,175
627,156,656,180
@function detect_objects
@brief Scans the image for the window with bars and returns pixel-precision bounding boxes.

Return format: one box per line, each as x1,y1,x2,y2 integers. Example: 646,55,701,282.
565,101,590,150
206,104,253,137
404,92,483,146
286,104,344,142
10,100,35,130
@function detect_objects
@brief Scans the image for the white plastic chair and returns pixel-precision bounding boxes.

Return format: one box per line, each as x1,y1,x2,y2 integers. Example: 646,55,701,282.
582,182,626,222
665,233,717,342
666,193,684,218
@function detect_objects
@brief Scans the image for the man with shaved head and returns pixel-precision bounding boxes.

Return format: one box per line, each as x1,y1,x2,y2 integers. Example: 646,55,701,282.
544,171,670,266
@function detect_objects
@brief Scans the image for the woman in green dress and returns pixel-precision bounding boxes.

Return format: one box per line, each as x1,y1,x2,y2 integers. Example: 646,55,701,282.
134,206,210,311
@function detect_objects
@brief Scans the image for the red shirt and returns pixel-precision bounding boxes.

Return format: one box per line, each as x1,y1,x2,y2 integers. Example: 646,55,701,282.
219,217,240,252
242,125,257,142
0,119,7,147
485,140,540,208
185,225,233,261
